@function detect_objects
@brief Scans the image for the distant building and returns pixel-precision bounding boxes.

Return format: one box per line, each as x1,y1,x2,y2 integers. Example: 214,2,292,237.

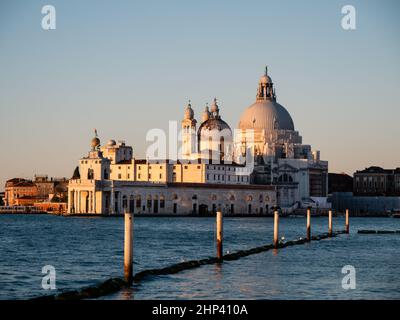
330,166,400,214
0,192,4,206
328,173,353,194
3,176,68,210
4,178,39,206
353,166,400,196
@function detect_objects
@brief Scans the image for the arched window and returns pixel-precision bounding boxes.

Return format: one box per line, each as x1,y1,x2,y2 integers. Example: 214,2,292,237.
160,195,165,208
135,195,141,208
122,195,128,209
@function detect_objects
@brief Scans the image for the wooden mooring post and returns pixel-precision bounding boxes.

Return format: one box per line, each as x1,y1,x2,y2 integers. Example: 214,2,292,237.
216,210,223,261
328,210,333,237
345,209,350,234
124,210,134,283
273,208,279,248
306,207,311,241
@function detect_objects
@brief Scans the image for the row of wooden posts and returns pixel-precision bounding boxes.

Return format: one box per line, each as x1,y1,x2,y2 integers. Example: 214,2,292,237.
123,208,350,283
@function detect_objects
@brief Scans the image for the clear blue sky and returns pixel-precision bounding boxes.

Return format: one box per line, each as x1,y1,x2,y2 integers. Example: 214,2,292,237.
0,0,399,190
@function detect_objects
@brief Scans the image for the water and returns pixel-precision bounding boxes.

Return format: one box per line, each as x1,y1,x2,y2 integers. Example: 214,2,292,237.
0,215,399,300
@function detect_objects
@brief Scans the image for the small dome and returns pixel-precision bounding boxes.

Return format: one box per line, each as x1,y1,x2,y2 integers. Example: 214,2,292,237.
259,74,272,84
91,137,100,149
184,104,194,120
238,100,294,132
198,118,231,135
107,139,116,146
210,98,219,113
201,105,210,122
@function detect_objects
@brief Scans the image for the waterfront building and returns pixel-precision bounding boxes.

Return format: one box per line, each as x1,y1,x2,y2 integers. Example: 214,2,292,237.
68,67,329,215
353,166,400,196
4,179,39,206
330,166,400,214
68,136,269,215
3,176,68,209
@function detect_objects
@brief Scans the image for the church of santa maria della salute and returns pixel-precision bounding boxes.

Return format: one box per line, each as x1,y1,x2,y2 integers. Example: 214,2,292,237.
68,67,329,215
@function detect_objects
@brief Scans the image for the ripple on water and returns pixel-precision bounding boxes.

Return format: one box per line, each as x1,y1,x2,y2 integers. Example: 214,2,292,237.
1,215,400,300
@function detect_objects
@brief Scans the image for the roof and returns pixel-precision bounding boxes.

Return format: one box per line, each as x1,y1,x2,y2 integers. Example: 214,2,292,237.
198,118,232,134
6,179,36,188
355,166,400,174
238,100,294,132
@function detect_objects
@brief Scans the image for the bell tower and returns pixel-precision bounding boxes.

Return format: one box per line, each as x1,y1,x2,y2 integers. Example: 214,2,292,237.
181,101,197,160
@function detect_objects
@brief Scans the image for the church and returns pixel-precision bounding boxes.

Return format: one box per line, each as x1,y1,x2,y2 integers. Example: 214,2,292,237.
67,67,328,215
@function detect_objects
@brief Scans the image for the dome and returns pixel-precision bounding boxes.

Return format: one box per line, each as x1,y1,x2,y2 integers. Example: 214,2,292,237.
198,118,231,135
107,139,116,146
259,74,272,84
210,98,219,113
238,100,294,131
91,137,100,149
184,105,194,120
201,105,210,122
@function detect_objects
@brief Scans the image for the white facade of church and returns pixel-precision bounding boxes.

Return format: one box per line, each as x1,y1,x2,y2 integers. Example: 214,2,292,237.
67,67,328,215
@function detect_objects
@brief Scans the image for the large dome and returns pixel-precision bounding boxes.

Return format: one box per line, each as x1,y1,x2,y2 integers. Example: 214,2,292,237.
238,100,294,131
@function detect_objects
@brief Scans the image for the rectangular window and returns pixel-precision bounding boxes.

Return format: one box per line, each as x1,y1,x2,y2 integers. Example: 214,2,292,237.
159,174,162,179
118,174,121,179
138,174,141,179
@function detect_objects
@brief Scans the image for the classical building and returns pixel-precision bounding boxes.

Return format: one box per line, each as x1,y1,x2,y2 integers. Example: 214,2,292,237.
4,178,39,206
3,176,68,208
68,66,328,214
68,135,271,215
353,166,400,196
235,67,328,209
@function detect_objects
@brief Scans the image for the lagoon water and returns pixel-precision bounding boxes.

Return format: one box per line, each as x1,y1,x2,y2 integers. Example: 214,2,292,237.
0,215,399,300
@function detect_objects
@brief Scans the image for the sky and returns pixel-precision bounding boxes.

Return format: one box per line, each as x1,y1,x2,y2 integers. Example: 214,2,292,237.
0,0,399,190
